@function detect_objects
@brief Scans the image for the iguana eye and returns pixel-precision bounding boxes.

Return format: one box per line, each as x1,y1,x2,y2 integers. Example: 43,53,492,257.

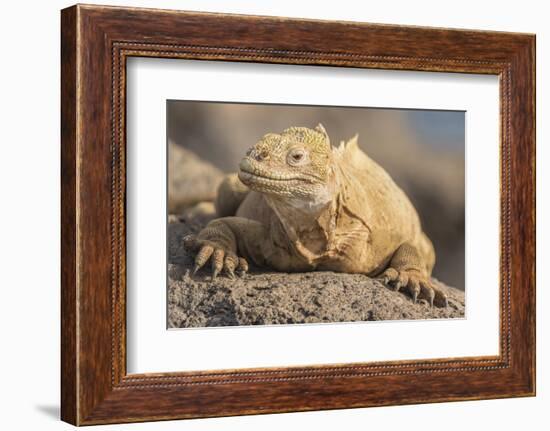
287,148,309,166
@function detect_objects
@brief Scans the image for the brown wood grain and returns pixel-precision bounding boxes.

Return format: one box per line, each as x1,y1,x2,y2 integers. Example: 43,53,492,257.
60,4,536,425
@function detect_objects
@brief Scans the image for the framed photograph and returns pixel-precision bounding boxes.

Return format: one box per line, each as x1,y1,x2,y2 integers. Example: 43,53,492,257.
61,4,535,425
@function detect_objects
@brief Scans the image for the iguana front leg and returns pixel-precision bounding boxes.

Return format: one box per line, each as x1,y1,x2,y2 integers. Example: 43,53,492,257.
379,243,448,307
183,217,267,279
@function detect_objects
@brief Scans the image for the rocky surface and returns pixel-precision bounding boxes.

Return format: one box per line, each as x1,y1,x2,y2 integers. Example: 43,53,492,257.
168,219,465,328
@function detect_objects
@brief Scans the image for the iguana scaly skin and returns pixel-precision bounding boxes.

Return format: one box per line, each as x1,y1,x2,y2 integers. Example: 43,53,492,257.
183,124,448,307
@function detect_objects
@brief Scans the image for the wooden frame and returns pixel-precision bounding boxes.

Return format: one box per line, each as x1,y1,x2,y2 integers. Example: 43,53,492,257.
61,4,535,425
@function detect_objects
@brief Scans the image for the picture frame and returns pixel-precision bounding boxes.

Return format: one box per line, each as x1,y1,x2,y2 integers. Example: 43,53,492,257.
60,4,535,425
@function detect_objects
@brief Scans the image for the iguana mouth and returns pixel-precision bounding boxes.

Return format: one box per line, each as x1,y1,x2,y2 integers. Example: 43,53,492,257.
239,171,297,183
238,158,307,183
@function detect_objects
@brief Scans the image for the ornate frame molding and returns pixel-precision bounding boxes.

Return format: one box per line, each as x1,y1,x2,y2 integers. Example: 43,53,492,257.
61,5,535,425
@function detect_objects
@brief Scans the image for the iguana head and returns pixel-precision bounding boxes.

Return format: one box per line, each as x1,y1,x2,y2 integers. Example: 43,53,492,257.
238,124,333,207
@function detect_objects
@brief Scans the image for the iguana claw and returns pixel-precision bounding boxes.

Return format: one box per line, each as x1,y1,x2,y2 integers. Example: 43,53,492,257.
380,266,448,308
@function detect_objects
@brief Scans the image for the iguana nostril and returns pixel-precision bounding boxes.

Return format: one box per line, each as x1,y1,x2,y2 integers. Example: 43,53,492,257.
255,148,270,161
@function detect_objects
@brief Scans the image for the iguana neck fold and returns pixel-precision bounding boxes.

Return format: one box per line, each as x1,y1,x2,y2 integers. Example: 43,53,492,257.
264,165,360,263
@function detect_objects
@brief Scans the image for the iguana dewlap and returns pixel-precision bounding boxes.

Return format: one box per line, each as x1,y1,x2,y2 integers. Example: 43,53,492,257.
183,124,448,307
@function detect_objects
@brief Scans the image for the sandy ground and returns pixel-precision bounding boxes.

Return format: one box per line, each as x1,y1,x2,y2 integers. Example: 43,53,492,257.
168,219,465,328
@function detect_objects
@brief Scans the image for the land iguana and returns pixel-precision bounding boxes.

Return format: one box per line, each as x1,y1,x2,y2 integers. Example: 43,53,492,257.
183,124,448,307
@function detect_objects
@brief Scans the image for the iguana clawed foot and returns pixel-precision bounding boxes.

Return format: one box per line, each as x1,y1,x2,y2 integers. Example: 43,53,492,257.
379,268,448,308
183,234,249,279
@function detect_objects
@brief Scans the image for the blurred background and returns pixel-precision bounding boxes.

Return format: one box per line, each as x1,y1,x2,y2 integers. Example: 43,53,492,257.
167,101,465,289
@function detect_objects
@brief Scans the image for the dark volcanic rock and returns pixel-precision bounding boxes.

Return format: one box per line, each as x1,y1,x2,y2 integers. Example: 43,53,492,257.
168,220,465,328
